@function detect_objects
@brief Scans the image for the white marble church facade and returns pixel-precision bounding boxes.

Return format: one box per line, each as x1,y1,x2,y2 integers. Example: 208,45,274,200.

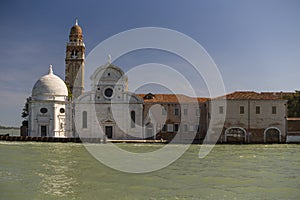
28,66,73,137
74,63,144,139
26,20,145,139
27,62,144,139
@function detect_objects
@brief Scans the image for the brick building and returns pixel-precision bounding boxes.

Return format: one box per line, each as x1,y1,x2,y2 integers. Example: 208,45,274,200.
138,93,208,143
208,91,287,143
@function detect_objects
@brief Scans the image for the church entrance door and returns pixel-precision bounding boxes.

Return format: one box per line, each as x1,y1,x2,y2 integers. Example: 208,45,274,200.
41,125,47,137
105,126,113,139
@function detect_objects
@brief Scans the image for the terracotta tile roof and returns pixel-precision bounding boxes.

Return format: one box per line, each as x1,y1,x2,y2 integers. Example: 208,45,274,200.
137,91,289,103
213,91,284,100
287,118,300,121
197,97,210,103
137,93,209,103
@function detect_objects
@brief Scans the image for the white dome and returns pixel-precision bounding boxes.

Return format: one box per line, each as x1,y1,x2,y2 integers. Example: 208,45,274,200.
32,66,68,99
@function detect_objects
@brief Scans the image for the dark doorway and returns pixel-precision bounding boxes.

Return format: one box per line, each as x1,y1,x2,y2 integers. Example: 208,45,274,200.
105,126,113,139
265,128,280,143
41,125,47,137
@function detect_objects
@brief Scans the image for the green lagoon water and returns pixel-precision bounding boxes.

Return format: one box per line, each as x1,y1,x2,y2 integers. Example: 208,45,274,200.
0,142,299,200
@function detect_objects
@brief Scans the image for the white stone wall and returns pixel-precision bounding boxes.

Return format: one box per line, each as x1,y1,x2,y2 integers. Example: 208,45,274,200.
28,100,69,137
74,97,143,139
74,64,143,140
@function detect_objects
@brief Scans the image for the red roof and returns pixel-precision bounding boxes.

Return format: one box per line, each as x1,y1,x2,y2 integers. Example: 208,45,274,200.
287,118,300,121
213,91,284,100
137,91,289,103
137,93,209,103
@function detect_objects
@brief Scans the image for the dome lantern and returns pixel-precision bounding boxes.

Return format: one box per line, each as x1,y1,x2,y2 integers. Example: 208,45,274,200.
69,18,83,42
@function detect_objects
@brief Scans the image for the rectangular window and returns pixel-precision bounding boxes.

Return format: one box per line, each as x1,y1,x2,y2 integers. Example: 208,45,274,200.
82,111,87,128
240,106,245,114
219,106,224,114
183,108,188,115
167,124,174,132
174,108,179,116
256,106,260,114
162,107,167,115
162,124,166,132
272,106,276,114
196,108,200,116
189,125,194,132
174,124,179,132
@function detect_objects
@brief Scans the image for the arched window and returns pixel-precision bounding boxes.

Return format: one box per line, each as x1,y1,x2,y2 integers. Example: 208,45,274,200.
131,111,135,128
82,111,87,128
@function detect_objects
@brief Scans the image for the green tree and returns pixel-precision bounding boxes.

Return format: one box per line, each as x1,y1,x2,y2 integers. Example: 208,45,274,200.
21,98,29,118
286,90,300,117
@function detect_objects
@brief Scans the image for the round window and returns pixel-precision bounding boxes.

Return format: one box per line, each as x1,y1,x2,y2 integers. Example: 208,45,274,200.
60,108,65,113
104,88,113,98
40,108,48,114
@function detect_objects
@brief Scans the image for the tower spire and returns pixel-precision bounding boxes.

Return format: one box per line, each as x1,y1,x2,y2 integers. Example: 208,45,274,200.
66,19,85,98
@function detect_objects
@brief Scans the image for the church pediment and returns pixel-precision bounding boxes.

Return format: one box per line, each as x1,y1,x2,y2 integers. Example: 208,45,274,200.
90,64,127,83
101,119,115,123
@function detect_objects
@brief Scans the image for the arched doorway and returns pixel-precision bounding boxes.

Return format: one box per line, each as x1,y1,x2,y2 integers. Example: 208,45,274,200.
264,127,281,143
225,127,247,143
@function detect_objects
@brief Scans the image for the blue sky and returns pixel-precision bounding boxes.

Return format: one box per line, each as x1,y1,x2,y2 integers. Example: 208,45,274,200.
0,0,299,126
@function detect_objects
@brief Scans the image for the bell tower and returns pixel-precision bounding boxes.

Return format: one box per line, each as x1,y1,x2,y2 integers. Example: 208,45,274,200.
65,19,85,98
